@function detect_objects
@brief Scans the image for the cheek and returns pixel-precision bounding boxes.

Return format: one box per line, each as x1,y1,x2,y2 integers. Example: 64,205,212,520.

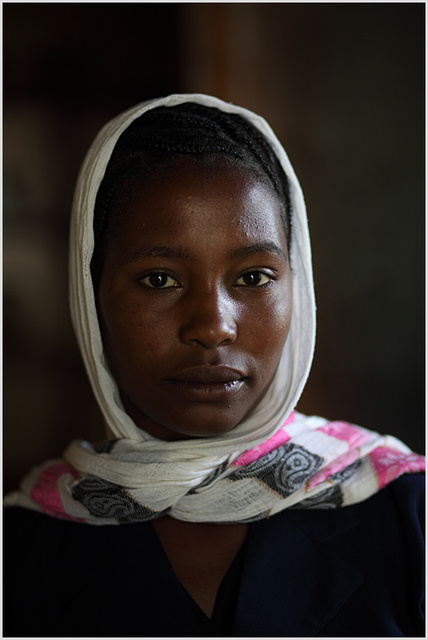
98,293,170,380
269,277,292,331
245,285,292,366
265,305,292,363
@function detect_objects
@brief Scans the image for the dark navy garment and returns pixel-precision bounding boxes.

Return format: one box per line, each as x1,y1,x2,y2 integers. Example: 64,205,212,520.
3,474,424,637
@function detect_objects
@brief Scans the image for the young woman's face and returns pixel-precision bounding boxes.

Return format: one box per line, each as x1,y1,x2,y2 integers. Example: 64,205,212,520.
97,158,292,440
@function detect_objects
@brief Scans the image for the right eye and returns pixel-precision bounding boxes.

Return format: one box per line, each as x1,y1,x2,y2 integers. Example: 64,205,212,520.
140,272,179,289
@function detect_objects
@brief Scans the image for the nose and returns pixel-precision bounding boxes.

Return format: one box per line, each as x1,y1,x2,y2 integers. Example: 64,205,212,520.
180,288,238,349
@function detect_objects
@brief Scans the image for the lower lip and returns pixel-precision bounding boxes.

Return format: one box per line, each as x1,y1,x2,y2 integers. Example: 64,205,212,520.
165,378,246,402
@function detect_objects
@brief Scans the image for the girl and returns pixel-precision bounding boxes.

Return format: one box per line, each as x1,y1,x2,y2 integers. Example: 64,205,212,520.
4,94,424,637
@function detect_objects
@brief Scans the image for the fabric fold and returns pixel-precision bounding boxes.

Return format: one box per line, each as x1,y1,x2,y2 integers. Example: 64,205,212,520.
5,412,424,524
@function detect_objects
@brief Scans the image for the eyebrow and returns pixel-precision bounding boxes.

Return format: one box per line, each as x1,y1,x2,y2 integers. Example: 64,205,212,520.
232,242,287,261
120,245,192,265
120,241,287,266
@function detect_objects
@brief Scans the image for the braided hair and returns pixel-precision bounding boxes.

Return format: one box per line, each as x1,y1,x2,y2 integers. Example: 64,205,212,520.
92,102,292,288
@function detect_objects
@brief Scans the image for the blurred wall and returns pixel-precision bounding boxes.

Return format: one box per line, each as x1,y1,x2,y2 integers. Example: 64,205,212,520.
4,3,424,492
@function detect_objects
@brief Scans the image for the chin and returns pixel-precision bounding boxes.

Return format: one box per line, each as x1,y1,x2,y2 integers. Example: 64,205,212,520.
156,416,242,441
120,394,242,441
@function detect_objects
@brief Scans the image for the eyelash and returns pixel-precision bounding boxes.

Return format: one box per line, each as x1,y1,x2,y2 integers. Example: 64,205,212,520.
234,271,273,287
139,270,275,290
140,272,179,289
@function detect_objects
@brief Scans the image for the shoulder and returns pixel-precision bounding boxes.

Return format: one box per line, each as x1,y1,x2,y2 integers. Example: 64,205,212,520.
3,507,160,636
253,474,425,636
4,506,109,559
3,505,157,565
282,473,425,545
385,470,425,516
351,472,425,543
3,507,115,587
273,474,425,596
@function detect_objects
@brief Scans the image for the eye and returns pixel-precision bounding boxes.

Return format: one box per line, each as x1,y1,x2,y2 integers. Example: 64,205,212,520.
140,272,179,289
235,271,273,287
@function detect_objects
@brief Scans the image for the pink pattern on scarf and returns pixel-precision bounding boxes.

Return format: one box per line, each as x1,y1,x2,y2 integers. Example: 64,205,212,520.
306,448,360,491
31,461,84,522
232,413,296,467
369,447,426,489
318,421,372,448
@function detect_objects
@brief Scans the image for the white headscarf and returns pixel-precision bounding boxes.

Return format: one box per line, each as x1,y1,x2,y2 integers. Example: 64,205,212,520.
69,93,316,453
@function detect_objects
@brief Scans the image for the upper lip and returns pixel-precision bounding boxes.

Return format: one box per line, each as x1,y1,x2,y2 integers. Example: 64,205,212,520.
167,365,247,384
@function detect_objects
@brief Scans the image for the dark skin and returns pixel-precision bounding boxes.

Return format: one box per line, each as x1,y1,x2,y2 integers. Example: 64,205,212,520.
97,157,292,617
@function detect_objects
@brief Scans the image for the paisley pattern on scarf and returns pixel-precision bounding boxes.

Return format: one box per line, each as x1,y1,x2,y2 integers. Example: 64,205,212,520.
226,443,323,498
72,476,170,523
293,485,343,509
329,460,362,483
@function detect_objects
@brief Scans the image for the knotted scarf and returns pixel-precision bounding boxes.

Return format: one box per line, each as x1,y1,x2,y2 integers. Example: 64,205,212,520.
8,411,424,524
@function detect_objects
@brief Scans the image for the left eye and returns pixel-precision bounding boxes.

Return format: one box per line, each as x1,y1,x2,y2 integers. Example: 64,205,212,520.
140,272,179,289
235,271,272,287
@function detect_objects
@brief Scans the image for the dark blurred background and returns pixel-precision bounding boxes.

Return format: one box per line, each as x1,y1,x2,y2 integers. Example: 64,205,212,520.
4,3,425,493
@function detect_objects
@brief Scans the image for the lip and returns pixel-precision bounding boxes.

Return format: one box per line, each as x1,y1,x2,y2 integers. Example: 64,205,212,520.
165,365,247,402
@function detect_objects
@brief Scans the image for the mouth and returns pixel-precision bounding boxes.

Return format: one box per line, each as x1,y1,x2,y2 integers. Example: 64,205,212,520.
165,365,247,402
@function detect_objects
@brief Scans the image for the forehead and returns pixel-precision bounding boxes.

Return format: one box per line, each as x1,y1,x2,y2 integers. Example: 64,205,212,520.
109,157,288,249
